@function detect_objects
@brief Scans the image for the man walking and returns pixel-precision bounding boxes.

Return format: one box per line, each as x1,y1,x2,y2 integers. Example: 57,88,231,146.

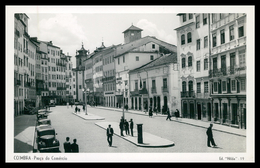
106,124,114,147
129,119,134,136
124,119,129,135
71,139,79,153
63,137,71,153
166,108,172,121
206,123,217,147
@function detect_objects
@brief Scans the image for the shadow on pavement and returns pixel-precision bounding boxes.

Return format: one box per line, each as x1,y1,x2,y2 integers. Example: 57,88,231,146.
14,138,33,153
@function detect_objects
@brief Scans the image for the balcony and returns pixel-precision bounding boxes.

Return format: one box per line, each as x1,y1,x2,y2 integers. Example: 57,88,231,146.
209,68,227,78
181,91,195,98
57,87,66,90
196,92,210,99
139,88,148,95
161,86,169,93
151,87,157,94
15,79,21,86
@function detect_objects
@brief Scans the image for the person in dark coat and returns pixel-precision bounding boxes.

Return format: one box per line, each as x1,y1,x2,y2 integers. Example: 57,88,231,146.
206,123,217,147
119,119,124,136
124,119,129,135
71,139,79,153
149,106,153,117
129,119,134,136
106,124,114,147
75,106,78,113
63,137,71,153
166,108,171,121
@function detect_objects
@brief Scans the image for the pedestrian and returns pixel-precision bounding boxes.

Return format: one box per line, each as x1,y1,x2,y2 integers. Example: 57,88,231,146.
106,124,114,147
75,106,78,113
149,106,153,117
71,139,79,153
83,104,85,111
129,119,134,136
67,102,69,109
206,123,217,147
166,108,171,121
175,109,180,120
119,119,124,136
154,106,157,115
124,119,129,135
63,137,71,153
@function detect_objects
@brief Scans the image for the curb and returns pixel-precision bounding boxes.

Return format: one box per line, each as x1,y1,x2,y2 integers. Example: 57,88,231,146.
95,106,246,137
95,122,175,148
71,112,105,120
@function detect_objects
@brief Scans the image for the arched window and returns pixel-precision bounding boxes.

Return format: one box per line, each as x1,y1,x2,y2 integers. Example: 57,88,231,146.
181,34,185,45
182,57,186,68
182,81,186,92
188,56,192,67
187,32,192,43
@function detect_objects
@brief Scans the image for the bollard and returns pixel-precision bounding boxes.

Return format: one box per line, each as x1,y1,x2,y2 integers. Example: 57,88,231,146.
136,124,143,144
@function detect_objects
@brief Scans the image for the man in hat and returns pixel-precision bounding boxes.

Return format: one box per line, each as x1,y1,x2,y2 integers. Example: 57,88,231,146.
106,124,114,147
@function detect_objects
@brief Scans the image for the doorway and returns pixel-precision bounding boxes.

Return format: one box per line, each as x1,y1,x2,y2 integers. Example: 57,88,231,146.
197,103,201,120
223,103,228,123
183,102,188,118
207,103,211,121
190,103,195,119
232,103,238,125
157,96,161,112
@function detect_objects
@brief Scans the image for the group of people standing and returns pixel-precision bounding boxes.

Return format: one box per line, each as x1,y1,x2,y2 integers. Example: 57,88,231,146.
63,137,79,153
119,117,134,137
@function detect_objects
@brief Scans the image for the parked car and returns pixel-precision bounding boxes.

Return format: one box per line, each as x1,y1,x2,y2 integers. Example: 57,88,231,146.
49,103,56,107
36,125,59,152
37,118,51,126
37,112,48,121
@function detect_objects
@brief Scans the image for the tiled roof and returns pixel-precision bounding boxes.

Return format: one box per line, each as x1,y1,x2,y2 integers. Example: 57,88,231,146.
122,25,143,33
129,53,177,73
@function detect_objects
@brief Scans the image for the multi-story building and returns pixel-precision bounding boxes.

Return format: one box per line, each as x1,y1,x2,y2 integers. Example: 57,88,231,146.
129,53,179,114
209,13,246,129
14,13,29,116
114,24,177,109
175,13,212,121
65,54,75,104
175,13,246,129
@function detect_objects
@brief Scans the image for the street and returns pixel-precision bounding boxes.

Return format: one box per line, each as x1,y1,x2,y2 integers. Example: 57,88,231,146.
48,105,246,153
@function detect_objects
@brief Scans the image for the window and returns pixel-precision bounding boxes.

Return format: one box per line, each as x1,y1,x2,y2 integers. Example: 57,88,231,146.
238,26,244,38
241,79,246,91
196,15,200,28
152,44,155,49
189,13,193,19
222,81,227,92
187,32,192,43
203,14,207,25
230,53,236,74
183,14,186,22
231,80,236,91
212,14,217,23
214,82,218,92
197,61,200,71
181,34,185,45
196,39,200,50
212,33,217,47
123,55,125,63
150,55,154,60
152,79,156,88
204,58,209,70
135,80,138,90
229,25,235,41
118,57,120,65
79,85,81,89
220,29,225,44
182,58,186,68
239,49,246,67
182,81,186,92
163,78,167,88
221,55,226,75
204,36,208,48
188,56,192,67
136,56,139,61
197,82,201,93
204,82,208,93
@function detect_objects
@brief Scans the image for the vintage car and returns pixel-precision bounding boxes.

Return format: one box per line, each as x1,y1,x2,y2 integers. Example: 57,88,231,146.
36,125,59,152
37,118,51,126
37,112,48,121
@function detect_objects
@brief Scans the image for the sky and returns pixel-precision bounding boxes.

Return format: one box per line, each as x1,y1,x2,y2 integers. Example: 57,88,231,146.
26,11,180,68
